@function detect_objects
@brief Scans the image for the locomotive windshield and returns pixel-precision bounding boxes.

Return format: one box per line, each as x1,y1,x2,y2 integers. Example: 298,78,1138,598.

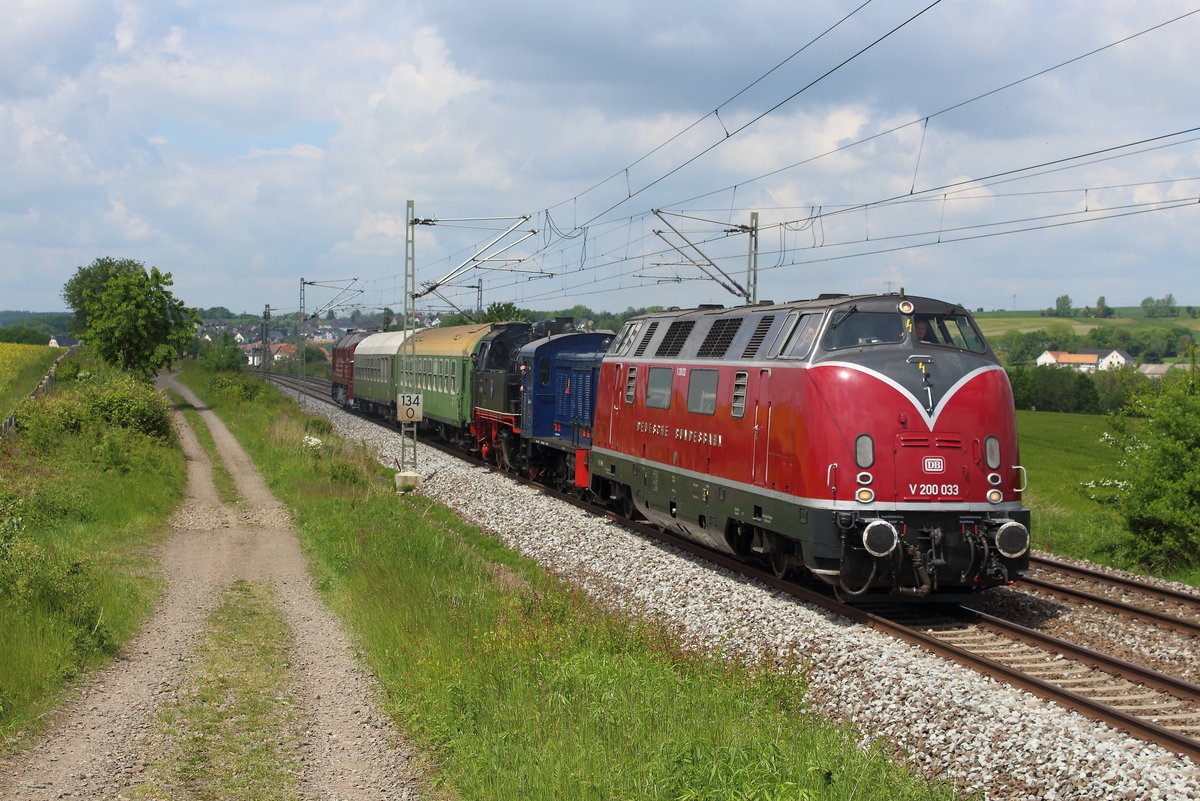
822,310,905,350
821,308,988,353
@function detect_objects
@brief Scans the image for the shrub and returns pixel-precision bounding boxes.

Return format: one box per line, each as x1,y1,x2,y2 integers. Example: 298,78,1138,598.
87,375,172,438
15,373,171,443
208,373,264,403
1103,370,1200,569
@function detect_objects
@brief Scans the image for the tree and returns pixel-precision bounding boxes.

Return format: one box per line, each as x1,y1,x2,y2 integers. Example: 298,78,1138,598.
440,301,534,328
1141,294,1178,318
79,266,200,377
1104,367,1200,569
61,257,145,335
0,325,48,344
1094,296,1113,318
200,332,244,371
1053,294,1074,317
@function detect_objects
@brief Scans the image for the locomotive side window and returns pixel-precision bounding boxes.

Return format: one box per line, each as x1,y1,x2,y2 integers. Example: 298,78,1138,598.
686,369,718,415
823,310,904,350
646,366,672,409
610,321,642,356
624,366,637,404
538,357,552,387
778,313,823,359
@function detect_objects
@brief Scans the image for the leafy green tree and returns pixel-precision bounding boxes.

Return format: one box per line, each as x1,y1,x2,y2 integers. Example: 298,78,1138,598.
1141,294,1178,318
200,332,244,371
1094,296,1113,318
0,325,48,344
79,266,200,377
1092,368,1147,413
61,257,145,335
1104,367,1200,569
1053,294,1074,317
439,301,534,328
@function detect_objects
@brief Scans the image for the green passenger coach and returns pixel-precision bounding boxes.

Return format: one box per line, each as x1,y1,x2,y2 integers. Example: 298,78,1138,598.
399,322,496,432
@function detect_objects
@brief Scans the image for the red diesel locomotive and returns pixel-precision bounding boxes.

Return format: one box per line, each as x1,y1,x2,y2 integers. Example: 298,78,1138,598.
587,293,1031,599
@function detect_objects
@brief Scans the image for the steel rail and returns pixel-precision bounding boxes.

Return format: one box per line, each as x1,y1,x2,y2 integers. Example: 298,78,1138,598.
1029,554,1200,607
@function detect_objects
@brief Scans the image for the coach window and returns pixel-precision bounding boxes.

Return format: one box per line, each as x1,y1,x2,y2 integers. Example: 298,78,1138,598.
646,366,673,409
687,370,719,415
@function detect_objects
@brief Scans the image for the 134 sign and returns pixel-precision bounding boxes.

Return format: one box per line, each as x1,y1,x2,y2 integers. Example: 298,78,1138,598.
397,393,423,422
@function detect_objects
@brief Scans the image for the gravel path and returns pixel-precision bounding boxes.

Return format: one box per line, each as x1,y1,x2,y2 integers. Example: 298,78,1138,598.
295,392,1200,801
0,374,422,801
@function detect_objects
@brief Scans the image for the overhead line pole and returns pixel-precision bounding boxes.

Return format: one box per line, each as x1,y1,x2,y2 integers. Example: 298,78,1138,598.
400,200,419,476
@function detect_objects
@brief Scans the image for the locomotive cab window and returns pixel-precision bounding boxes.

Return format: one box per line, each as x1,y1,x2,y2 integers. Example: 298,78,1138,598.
777,313,823,359
686,369,718,415
911,313,988,353
538,357,552,386
646,366,672,409
823,310,905,350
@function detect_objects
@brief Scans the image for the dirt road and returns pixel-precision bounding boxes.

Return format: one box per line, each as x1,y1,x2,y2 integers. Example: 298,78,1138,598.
0,374,422,800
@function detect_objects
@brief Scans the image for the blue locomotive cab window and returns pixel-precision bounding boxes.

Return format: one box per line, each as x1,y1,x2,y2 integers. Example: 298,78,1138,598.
687,370,718,415
539,357,552,386
823,310,904,350
646,366,672,409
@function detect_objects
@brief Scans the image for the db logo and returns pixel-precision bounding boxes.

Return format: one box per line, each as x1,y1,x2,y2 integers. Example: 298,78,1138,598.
923,456,946,473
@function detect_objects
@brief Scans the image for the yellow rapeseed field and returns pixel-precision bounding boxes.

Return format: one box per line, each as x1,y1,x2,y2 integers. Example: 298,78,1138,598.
0,342,61,416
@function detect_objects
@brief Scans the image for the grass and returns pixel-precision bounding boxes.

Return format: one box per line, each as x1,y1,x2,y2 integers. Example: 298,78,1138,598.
973,311,1200,339
178,362,963,801
0,343,62,420
130,580,301,801
0,352,185,748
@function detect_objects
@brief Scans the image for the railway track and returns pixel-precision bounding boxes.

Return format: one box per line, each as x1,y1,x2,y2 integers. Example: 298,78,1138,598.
1022,554,1200,637
264,371,1200,762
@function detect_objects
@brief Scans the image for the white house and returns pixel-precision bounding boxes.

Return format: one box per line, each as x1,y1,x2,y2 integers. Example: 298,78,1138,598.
1035,349,1132,372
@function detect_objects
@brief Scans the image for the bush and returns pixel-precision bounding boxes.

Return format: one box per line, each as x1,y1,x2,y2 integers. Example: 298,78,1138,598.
208,373,264,403
14,373,171,444
1104,370,1200,569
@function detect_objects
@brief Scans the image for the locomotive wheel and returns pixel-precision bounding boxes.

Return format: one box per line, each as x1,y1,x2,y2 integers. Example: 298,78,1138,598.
619,488,640,521
769,544,791,579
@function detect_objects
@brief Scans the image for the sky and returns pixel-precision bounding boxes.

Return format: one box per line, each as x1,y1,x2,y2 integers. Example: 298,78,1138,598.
2,0,1199,320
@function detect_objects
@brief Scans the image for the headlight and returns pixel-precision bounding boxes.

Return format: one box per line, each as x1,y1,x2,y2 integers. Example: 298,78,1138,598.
856,487,875,503
986,489,1003,504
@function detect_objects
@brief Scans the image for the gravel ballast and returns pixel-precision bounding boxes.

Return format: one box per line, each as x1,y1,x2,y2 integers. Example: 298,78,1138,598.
299,393,1200,801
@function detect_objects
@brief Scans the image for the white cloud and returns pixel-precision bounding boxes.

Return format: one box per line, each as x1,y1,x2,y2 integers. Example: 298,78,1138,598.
1,0,1199,315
